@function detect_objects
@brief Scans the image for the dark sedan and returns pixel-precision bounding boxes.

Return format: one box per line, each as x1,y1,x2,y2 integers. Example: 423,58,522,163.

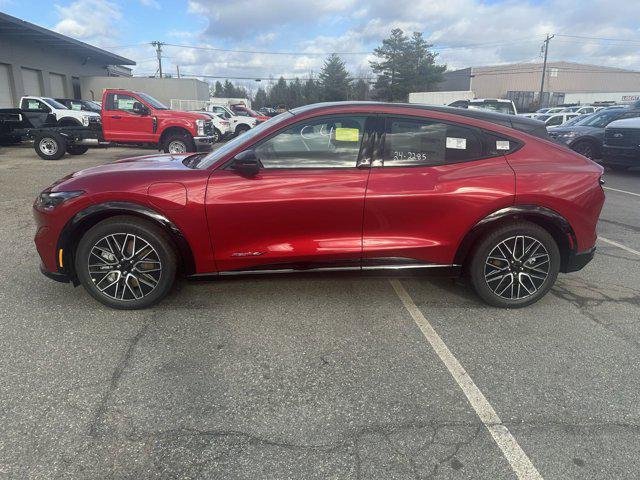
547,107,640,159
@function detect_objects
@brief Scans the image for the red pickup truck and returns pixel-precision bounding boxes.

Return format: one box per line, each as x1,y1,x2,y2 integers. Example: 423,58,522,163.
18,89,216,160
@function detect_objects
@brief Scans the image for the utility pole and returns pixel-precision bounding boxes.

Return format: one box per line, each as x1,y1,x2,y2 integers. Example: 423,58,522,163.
151,41,164,78
176,65,180,78
538,34,554,108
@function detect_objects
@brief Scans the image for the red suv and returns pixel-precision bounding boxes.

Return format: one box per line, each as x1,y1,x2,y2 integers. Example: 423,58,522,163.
33,102,604,309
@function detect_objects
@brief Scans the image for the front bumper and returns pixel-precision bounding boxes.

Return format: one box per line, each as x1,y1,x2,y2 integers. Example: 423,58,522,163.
602,146,640,166
564,246,596,273
40,262,70,283
193,135,216,151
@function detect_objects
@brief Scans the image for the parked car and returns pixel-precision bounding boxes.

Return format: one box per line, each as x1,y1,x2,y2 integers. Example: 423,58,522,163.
4,89,216,160
547,106,640,159
449,98,517,115
34,102,604,310
20,96,101,127
206,104,257,136
55,98,102,114
601,117,640,170
561,106,596,115
258,107,279,117
188,110,231,142
536,112,580,127
229,104,270,122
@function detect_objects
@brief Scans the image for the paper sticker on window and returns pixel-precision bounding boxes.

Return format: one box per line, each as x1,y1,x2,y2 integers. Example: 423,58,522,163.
496,140,510,150
446,137,467,149
335,128,360,142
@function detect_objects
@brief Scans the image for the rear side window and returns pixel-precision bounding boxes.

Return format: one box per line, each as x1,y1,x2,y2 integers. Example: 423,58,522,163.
383,117,483,166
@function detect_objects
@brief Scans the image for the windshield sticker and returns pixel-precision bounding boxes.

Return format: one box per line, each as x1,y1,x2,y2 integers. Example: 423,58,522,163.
335,128,360,142
446,137,467,149
496,141,510,150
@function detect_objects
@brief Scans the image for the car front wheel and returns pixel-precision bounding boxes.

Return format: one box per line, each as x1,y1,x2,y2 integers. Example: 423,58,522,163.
469,222,560,308
75,216,177,309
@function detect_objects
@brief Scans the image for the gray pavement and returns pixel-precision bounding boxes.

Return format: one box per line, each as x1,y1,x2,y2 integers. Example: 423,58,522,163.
0,144,638,479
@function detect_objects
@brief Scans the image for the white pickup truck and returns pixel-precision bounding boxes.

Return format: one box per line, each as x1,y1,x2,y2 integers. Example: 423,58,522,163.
19,96,101,127
206,104,257,136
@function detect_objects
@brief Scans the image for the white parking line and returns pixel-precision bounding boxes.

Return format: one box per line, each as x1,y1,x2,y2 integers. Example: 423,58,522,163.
603,186,640,198
599,236,640,257
390,279,543,480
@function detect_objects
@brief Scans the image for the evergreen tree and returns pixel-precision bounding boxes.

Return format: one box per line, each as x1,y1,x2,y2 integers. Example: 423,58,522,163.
370,29,445,102
304,77,321,105
351,78,371,101
269,77,289,107
213,81,224,97
254,88,268,109
318,54,352,102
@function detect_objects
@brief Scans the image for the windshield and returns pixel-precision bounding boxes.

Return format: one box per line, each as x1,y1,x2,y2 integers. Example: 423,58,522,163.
43,98,68,109
138,92,169,110
194,112,293,169
572,109,625,128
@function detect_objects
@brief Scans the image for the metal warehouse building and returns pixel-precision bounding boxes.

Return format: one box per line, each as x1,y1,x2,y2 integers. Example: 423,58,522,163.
439,61,640,110
0,12,135,108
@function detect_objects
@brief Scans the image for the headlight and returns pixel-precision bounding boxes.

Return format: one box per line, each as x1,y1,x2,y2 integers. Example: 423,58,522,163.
81,115,90,126
35,190,84,210
195,119,205,136
557,131,578,138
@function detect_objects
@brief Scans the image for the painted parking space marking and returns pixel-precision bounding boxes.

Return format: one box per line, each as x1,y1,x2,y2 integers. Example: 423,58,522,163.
599,236,640,257
603,186,640,198
390,279,543,480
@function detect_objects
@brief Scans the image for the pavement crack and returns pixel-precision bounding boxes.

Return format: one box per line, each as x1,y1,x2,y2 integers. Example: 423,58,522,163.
88,314,155,437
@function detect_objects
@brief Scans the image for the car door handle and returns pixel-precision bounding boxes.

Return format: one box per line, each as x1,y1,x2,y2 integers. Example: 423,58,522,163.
356,158,371,169
112,116,121,119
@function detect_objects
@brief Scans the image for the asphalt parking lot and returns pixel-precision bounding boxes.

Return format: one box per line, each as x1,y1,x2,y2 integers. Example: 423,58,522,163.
0,143,639,479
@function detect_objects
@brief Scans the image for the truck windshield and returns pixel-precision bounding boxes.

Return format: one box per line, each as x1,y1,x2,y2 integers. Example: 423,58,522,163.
138,93,169,110
43,98,68,109
193,112,293,169
574,109,625,128
468,101,514,115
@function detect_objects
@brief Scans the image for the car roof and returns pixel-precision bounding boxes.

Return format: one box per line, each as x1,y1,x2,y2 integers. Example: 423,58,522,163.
606,117,640,129
290,101,548,139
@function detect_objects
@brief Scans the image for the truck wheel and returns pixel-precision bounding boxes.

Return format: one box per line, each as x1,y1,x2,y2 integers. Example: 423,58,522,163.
163,133,195,154
67,145,89,155
34,133,67,160
212,128,221,143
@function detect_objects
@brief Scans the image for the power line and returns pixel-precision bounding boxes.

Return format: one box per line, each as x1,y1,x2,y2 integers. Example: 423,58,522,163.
555,34,640,44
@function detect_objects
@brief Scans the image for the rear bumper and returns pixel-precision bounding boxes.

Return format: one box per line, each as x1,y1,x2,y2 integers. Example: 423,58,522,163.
564,246,596,273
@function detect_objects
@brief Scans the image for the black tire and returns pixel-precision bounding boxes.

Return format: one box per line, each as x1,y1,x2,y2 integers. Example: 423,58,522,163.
469,222,560,308
571,140,598,160
66,145,89,155
235,124,250,136
162,132,195,154
212,128,221,143
75,216,177,309
34,133,67,160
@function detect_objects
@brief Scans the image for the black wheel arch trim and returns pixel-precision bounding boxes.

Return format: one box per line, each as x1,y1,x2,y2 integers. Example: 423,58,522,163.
454,205,578,273
56,201,196,279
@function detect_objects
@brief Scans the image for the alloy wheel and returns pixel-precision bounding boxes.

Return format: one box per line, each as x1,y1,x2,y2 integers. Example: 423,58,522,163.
483,235,550,300
88,233,162,301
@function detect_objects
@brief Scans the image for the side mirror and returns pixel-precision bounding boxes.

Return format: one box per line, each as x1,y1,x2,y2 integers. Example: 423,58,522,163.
132,102,148,115
231,150,261,177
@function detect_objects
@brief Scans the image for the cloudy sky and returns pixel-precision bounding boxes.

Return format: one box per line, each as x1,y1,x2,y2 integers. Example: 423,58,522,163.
3,0,640,89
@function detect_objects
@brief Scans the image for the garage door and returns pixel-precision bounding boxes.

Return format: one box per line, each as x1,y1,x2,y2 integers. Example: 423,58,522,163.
0,64,13,107
50,73,66,98
21,68,42,96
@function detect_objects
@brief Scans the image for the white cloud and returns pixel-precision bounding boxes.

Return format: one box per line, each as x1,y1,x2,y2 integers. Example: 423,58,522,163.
54,0,122,44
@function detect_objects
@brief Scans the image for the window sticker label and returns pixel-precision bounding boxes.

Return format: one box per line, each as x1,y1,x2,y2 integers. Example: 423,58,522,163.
446,137,467,149
496,140,510,150
335,128,360,142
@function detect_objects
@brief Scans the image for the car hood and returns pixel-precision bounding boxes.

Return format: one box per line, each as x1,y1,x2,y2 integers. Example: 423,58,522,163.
156,110,209,121
548,125,601,134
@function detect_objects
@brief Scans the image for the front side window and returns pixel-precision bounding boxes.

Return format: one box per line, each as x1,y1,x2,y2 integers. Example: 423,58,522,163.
22,98,49,112
211,106,230,119
254,116,366,169
383,117,483,166
106,94,138,112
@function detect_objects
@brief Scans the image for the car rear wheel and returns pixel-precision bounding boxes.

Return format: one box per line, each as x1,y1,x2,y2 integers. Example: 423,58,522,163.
235,125,250,135
75,216,177,309
469,222,560,308
34,133,67,160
